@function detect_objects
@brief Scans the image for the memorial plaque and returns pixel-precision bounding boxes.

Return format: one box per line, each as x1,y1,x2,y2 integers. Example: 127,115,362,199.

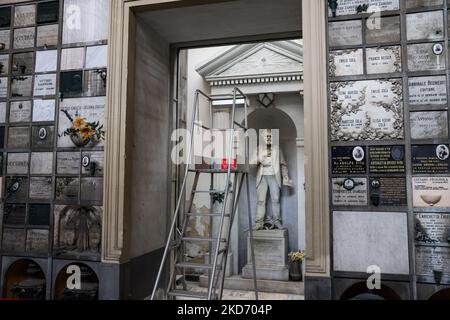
407,11,444,41
416,246,450,284
29,177,52,200
33,99,55,122
0,30,10,51
366,46,401,74
61,47,84,70
0,77,8,98
28,204,51,226
410,111,448,140
329,49,363,77
37,1,59,25
86,45,108,69
0,54,9,75
3,204,26,225
407,0,443,9
408,43,446,71
5,177,28,202
57,152,80,174
370,177,407,206
369,146,405,173
0,102,6,123
58,97,106,148
328,20,362,47
8,127,30,149
35,50,57,73
2,228,26,252
12,52,34,75
331,146,366,174
30,152,53,175
9,101,32,123
13,27,35,49
0,7,11,28
14,5,35,27
332,177,367,206
84,69,107,96
36,24,58,48
11,76,32,97
330,80,403,141
26,229,49,254
7,153,29,174
415,213,450,245
34,74,56,96
81,177,104,202
412,145,450,174
55,177,79,202
60,71,83,97
409,76,447,106
328,0,399,17
81,151,104,176
413,177,450,207
32,125,54,148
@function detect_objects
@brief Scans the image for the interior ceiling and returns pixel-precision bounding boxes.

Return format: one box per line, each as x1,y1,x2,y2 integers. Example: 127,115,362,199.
137,0,302,45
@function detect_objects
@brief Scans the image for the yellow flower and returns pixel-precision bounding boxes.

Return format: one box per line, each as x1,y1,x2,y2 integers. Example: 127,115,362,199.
80,126,96,140
288,251,306,262
73,116,87,129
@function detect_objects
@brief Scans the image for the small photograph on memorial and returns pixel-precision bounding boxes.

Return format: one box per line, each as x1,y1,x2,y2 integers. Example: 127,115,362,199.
365,16,401,44
60,71,83,98
9,100,32,123
81,151,104,176
28,204,51,226
37,1,59,25
34,74,56,97
410,111,448,140
86,45,108,69
36,24,58,48
81,177,103,202
57,152,80,175
366,46,401,74
329,49,363,77
84,69,107,96
5,176,28,203
408,76,447,107
0,76,8,98
332,177,367,206
0,6,11,28
328,20,362,47
331,146,366,175
12,52,34,75
13,27,35,49
26,229,49,254
369,145,405,174
54,263,99,300
11,76,33,97
30,152,53,175
412,145,450,174
328,0,399,17
415,246,450,284
406,0,443,9
415,213,450,245
406,11,444,41
35,50,58,73
3,203,26,225
0,30,10,51
413,177,450,207
1,259,46,300
29,177,52,200
7,126,30,149
61,47,84,70
32,125,54,149
7,153,29,175
408,42,446,72
1,228,26,252
0,101,6,123
53,205,102,259
55,177,79,202
369,177,407,207
32,99,55,122
14,5,35,27
0,54,9,75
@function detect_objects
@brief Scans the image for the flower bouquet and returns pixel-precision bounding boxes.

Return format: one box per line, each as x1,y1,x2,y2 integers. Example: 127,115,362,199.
288,250,305,281
60,110,105,147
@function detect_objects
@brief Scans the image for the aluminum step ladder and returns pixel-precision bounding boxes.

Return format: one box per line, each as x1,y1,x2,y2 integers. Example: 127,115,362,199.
150,88,258,300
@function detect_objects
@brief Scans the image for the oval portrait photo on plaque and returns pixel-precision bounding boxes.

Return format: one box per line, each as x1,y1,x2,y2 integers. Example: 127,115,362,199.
38,127,47,140
436,145,449,161
352,146,365,162
82,155,90,168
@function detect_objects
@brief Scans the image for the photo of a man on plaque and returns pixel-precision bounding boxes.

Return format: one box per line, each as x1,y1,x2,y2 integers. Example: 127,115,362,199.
251,129,293,230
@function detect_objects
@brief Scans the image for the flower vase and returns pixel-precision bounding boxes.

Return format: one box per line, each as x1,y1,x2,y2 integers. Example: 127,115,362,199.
289,260,303,281
70,133,89,147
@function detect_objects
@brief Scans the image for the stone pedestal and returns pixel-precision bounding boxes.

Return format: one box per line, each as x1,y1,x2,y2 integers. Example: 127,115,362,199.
242,229,289,281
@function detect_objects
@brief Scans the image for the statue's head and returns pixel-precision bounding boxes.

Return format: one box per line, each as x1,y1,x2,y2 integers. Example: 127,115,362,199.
261,129,272,145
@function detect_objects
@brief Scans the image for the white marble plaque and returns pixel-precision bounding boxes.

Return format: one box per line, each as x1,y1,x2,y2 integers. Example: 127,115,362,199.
0,102,6,123
330,80,403,141
0,77,8,98
408,43,446,71
29,177,52,200
61,47,85,70
410,111,448,140
366,46,401,74
37,25,58,47
0,54,9,75
329,0,399,16
30,152,53,175
35,50,58,73
9,101,32,123
86,45,108,68
57,152,80,174
332,178,367,206
7,153,29,174
413,177,450,208
407,11,444,41
0,30,10,51
13,27,35,49
406,0,443,8
32,99,55,122
33,74,56,96
415,213,450,245
416,246,450,283
328,20,362,47
14,5,36,27
330,49,363,77
409,76,447,106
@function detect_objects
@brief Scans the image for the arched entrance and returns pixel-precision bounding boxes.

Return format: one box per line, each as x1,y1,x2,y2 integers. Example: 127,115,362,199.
2,259,46,300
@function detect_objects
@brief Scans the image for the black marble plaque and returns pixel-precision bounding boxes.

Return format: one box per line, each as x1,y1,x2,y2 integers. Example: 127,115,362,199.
5,177,28,203
415,213,450,245
8,126,30,149
12,52,34,75
60,71,83,98
81,151,104,176
331,146,366,174
3,204,26,225
11,76,33,97
37,1,59,25
26,229,49,254
0,7,11,28
370,177,407,207
84,70,107,96
2,228,26,252
81,178,103,202
28,204,51,226
407,0,443,9
369,146,405,174
29,177,52,200
55,177,79,202
412,145,450,174
32,126,54,149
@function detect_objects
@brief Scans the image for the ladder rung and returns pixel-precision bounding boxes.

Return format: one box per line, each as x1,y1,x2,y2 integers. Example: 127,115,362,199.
175,262,222,270
182,237,226,243
186,212,230,217
168,290,218,300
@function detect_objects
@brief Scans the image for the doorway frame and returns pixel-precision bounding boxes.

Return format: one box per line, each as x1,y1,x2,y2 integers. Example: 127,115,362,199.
103,0,330,295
